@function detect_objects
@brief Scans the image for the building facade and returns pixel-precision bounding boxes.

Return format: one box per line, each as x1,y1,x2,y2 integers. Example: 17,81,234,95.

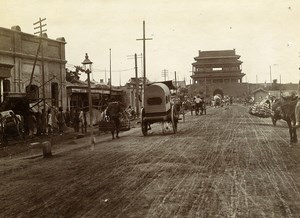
123,77,143,113
0,25,67,108
67,80,124,110
190,49,246,97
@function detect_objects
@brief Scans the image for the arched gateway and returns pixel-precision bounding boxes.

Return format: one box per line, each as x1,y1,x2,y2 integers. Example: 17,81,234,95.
213,89,223,98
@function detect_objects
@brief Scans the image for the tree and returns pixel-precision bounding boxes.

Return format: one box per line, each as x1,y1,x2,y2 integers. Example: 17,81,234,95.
66,66,82,83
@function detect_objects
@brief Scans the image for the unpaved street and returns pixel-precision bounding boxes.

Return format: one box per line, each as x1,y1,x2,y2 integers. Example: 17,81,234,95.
1,104,300,217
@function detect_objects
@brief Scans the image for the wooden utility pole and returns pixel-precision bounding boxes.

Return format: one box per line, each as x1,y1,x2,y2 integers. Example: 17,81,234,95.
270,65,272,83
109,48,112,99
161,69,168,81
127,54,142,117
136,21,152,106
33,17,47,134
280,74,282,96
134,54,140,117
204,77,207,97
174,71,177,95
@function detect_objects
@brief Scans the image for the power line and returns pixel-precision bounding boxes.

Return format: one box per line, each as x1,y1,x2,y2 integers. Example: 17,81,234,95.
66,63,134,73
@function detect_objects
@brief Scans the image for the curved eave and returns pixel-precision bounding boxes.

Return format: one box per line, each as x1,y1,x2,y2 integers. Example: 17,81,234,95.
194,55,240,60
192,61,243,66
191,72,245,79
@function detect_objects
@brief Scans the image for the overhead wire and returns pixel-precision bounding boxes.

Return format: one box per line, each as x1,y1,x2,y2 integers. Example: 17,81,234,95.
66,63,135,73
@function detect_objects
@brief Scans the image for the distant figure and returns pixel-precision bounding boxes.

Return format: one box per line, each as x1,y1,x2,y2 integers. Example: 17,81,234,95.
27,111,36,137
73,108,80,132
79,109,87,133
35,111,42,136
195,95,202,115
56,107,65,134
106,101,121,139
41,109,47,135
64,108,71,127
47,109,53,134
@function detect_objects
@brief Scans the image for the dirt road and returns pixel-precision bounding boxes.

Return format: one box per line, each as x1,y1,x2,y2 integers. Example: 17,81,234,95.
1,104,300,217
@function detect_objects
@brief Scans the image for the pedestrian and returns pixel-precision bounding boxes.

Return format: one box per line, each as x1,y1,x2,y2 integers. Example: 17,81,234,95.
56,107,65,134
41,108,47,135
195,95,201,115
27,111,36,137
106,101,121,139
79,109,87,133
64,108,71,127
35,111,42,136
73,108,80,132
47,109,53,134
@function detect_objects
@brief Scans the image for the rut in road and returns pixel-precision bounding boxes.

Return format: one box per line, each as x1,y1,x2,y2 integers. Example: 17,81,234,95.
1,105,300,217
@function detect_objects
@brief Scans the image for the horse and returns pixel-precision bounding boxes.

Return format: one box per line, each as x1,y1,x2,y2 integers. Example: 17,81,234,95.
106,102,122,139
271,96,297,126
272,96,298,144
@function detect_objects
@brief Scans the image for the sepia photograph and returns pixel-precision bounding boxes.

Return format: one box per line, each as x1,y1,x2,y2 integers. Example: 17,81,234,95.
1,0,300,217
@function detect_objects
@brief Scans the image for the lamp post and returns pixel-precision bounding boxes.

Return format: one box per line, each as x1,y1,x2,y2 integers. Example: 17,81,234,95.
82,53,95,147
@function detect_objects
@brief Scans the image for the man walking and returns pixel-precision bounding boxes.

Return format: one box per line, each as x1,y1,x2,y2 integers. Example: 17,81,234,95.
56,107,65,134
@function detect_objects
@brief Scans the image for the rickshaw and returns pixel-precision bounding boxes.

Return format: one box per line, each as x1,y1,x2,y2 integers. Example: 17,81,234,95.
141,82,180,136
98,103,131,134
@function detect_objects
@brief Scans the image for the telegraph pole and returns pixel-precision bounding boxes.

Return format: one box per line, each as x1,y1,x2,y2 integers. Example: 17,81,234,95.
109,48,112,99
128,54,142,118
174,71,177,95
33,17,47,134
161,69,168,81
270,65,272,83
136,21,152,106
134,54,139,117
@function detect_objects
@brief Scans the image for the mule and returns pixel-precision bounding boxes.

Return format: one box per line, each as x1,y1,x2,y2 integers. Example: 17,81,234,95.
272,96,298,144
106,102,122,139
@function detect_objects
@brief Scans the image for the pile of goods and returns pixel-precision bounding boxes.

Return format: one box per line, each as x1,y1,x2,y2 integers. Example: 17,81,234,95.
249,100,274,118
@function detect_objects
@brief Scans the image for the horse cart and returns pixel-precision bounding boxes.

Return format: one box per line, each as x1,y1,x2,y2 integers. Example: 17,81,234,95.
141,82,180,136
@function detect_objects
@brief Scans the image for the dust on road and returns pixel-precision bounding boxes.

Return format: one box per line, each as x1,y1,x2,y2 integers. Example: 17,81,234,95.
1,104,300,217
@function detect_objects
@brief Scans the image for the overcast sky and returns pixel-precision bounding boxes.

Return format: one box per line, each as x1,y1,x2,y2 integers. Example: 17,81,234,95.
2,0,300,85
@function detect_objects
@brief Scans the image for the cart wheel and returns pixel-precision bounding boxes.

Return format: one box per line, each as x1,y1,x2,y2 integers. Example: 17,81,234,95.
141,108,148,136
171,105,178,134
162,121,166,134
272,117,277,126
0,135,8,147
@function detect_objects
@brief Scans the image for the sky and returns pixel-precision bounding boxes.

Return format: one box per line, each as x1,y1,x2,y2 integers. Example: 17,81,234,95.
1,0,300,85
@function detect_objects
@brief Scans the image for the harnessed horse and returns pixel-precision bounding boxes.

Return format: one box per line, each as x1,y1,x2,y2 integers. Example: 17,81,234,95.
272,96,298,144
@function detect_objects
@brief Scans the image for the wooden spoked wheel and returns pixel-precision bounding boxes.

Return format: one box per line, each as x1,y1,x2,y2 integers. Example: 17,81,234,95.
182,109,185,123
141,108,148,136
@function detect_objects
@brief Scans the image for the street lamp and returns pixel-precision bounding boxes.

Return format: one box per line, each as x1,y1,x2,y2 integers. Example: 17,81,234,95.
82,53,95,147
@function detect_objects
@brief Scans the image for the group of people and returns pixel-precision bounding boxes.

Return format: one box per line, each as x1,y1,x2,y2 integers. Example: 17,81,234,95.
26,107,66,136
25,106,90,136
